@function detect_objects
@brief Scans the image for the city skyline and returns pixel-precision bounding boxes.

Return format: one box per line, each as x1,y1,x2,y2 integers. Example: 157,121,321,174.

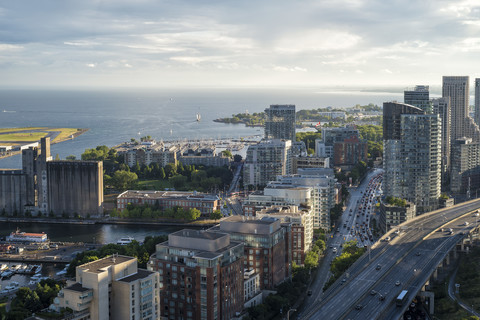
2,1,480,88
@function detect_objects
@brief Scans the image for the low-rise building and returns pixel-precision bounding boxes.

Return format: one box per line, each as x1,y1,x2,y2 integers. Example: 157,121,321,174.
117,190,221,218
209,216,291,290
255,205,314,266
148,229,244,320
242,186,313,217
51,254,159,320
379,199,416,232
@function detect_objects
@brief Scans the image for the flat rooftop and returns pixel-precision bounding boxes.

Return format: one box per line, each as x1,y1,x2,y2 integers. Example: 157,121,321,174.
64,282,91,293
78,255,134,274
117,269,155,283
170,229,225,240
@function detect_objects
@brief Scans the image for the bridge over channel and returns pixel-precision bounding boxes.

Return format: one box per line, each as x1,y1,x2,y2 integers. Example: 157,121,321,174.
301,198,480,320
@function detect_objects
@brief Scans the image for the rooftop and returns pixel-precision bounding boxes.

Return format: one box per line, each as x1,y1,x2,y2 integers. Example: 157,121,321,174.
78,254,134,274
64,283,91,293
117,269,155,283
170,229,225,240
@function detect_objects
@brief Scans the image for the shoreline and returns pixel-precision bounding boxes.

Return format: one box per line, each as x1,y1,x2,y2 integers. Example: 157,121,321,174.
0,128,89,160
0,216,216,228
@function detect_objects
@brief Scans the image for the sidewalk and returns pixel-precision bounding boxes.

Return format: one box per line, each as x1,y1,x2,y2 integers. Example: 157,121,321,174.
447,267,480,317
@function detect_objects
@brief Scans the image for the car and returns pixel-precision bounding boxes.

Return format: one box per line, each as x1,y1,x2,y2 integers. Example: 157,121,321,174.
395,280,401,286
355,304,363,310
342,278,347,283
376,264,381,270
370,290,376,295
350,209,352,212
416,251,421,256
379,294,385,301
332,247,337,253
307,290,312,296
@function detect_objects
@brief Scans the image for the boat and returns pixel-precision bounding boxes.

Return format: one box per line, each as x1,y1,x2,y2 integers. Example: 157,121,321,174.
1,270,14,279
16,264,28,274
31,264,42,274
116,236,134,245
7,228,48,243
196,113,201,122
24,265,34,274
1,282,19,294
56,269,67,276
56,264,69,276
30,274,42,281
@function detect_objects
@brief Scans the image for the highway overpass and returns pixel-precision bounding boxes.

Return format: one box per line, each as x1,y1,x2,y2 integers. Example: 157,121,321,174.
301,198,480,320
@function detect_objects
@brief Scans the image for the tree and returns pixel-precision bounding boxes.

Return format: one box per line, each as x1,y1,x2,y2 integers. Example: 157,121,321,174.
314,239,326,253
111,170,138,191
66,155,76,160
304,251,319,269
210,210,223,221
187,208,201,221
221,150,233,158
164,163,177,178
233,154,242,162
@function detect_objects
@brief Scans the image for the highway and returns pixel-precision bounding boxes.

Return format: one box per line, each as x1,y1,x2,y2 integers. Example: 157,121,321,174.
301,198,480,320
299,169,383,317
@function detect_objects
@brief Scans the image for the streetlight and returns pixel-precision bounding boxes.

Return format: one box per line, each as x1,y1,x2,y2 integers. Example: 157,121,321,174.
287,308,297,320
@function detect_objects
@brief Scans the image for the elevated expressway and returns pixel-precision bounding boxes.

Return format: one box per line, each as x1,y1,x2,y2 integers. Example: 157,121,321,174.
301,198,480,320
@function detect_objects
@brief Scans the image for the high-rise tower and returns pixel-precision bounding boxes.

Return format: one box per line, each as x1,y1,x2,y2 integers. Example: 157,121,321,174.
264,104,296,142
442,76,480,143
404,85,431,113
383,102,441,213
475,78,480,127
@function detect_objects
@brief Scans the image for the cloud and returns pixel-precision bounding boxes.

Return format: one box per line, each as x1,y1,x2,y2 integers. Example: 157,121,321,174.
1,0,480,87
0,44,23,51
274,30,361,53
273,66,308,72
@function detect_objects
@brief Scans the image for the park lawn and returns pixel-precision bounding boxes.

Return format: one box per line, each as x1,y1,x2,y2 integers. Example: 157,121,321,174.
54,128,81,142
137,179,172,190
0,132,48,141
0,127,48,133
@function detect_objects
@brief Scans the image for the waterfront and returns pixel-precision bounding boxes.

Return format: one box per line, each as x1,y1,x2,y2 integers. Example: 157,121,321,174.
0,87,402,168
0,221,183,244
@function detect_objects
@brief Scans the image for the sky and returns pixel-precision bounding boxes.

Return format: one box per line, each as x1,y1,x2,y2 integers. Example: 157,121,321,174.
1,0,480,89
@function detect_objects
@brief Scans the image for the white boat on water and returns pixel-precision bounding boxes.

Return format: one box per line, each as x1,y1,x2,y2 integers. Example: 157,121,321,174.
116,236,134,245
1,282,20,293
56,264,70,276
32,264,42,274
1,270,14,278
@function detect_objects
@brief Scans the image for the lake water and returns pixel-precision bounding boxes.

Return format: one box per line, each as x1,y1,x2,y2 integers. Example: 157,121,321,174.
0,87,403,168
0,221,183,244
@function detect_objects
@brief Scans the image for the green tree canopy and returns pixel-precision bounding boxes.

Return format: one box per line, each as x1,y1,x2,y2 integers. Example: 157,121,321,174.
111,170,138,191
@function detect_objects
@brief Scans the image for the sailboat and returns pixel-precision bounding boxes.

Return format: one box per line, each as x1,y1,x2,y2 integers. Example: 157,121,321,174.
196,113,201,122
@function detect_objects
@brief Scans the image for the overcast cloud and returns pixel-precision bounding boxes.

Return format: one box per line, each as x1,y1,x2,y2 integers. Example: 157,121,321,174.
1,0,480,88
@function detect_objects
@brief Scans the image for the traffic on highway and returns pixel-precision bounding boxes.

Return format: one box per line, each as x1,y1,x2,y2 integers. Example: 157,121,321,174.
302,197,480,320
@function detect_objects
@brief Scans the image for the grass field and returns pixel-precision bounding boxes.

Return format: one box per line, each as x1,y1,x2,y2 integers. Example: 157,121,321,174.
54,128,82,141
137,179,172,190
0,132,48,141
0,127,83,145
0,127,48,133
